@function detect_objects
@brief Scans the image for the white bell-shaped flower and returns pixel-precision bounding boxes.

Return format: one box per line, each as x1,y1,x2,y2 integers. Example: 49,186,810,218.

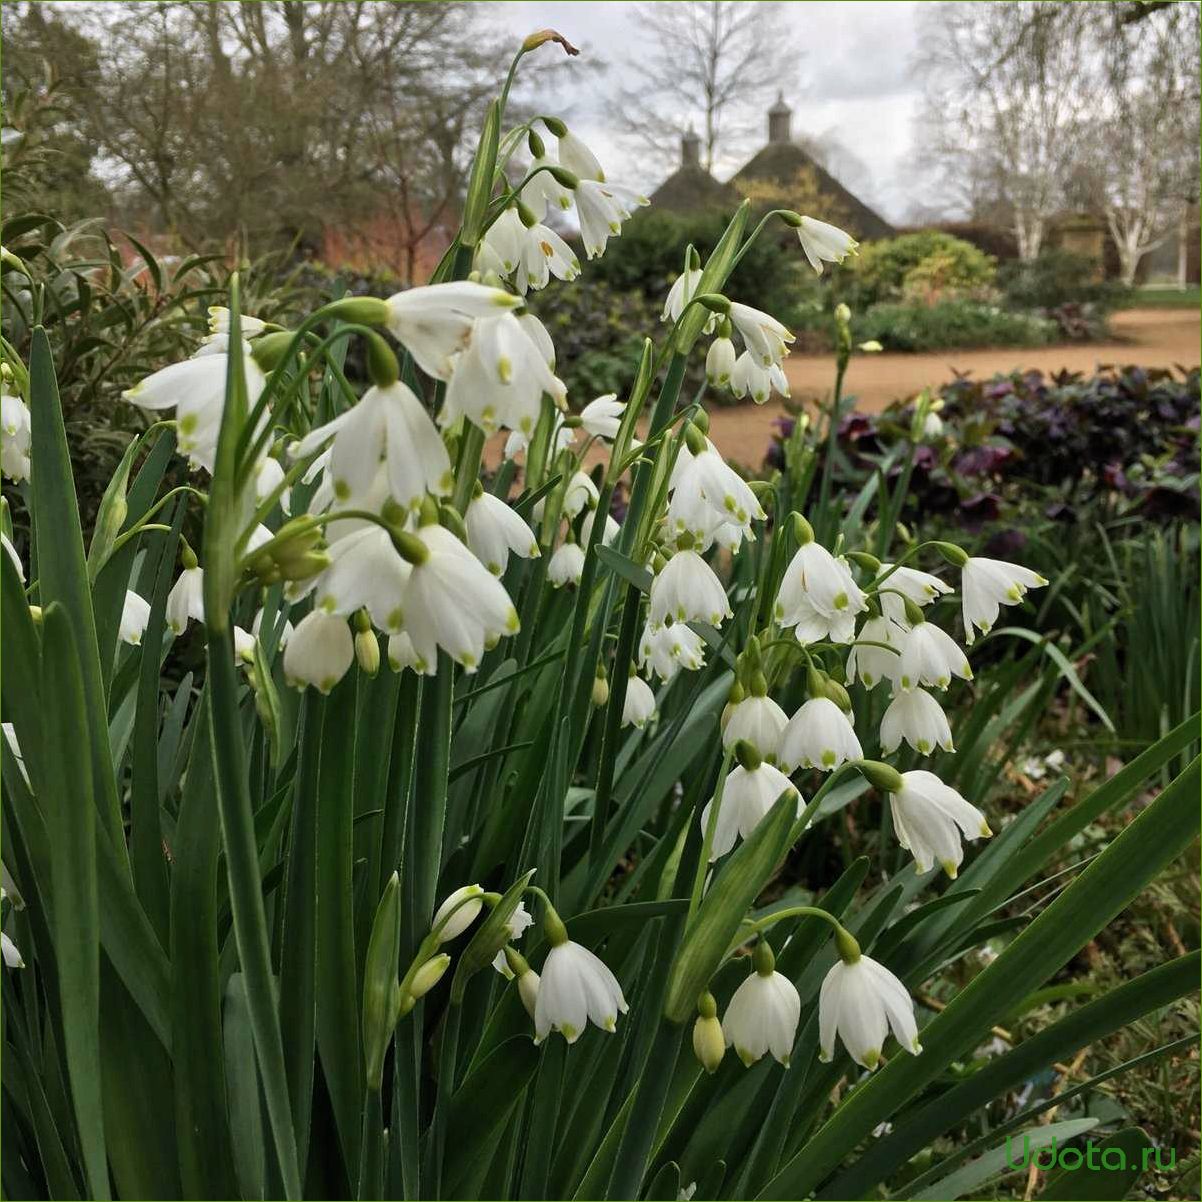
563,470,599,519
722,942,800,1067
433,884,485,942
621,673,657,729
124,339,267,473
777,541,866,629
897,620,971,691
846,614,905,688
728,302,794,367
880,688,953,755
283,610,354,693
555,128,604,181
961,557,1048,644
649,544,731,628
700,758,800,860
517,311,557,370
401,523,519,672
233,625,256,664
706,336,736,388
878,564,952,627
166,566,205,635
535,939,628,1044
465,491,539,576
443,312,566,438
796,216,859,275
252,607,293,649
292,382,452,511
575,179,649,259
119,590,152,646
638,619,705,682
579,394,624,440
662,266,702,323
518,221,581,294
383,281,520,382
779,697,863,772
253,454,291,514
889,769,991,878
819,953,919,1069
730,352,789,405
547,541,585,588
722,694,788,761
207,306,267,336
387,631,434,676
522,153,575,219
580,508,620,548
481,207,527,276
1,385,31,482
672,443,765,532
307,525,412,633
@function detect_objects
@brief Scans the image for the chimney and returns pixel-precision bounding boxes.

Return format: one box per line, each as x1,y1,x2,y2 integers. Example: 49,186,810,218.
681,125,700,168
768,93,792,145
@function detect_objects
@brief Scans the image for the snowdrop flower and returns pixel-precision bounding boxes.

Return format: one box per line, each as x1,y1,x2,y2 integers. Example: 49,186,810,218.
401,523,520,671
846,614,904,688
562,470,599,519
777,537,866,628
960,557,1048,644
878,564,952,627
779,697,863,773
639,620,705,682
672,440,765,532
819,948,920,1069
207,306,266,336
621,672,657,729
535,905,627,1044
728,302,794,367
443,312,566,437
579,394,624,440
706,335,736,387
921,411,943,439
649,542,732,628
731,352,788,404
1,531,23,581
518,311,557,370
554,128,604,181
575,179,649,260
722,940,800,1067
283,610,354,692
880,689,953,755
2,932,24,970
252,607,293,649
233,625,256,664
292,382,452,511
662,266,702,322
383,281,521,382
722,693,788,761
492,903,538,976
700,753,800,860
481,207,527,276
433,884,485,942
166,564,204,635
518,221,581,294
547,541,585,588
888,769,991,878
305,526,411,633
522,153,575,219
580,508,619,548
1,384,30,482
254,455,291,514
119,590,151,646
897,619,971,691
124,339,266,473
386,631,431,675
466,490,539,575
795,216,859,275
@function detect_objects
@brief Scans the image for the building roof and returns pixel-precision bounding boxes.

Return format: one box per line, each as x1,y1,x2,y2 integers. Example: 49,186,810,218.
649,163,739,215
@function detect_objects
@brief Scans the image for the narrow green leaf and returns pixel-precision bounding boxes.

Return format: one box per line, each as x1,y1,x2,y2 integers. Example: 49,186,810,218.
1038,1127,1153,1200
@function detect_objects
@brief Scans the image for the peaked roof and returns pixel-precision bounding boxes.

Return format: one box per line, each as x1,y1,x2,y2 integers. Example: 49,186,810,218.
649,162,739,215
730,141,894,241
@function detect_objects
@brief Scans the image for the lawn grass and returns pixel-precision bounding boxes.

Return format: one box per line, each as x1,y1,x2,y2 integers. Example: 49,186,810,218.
1122,285,1201,309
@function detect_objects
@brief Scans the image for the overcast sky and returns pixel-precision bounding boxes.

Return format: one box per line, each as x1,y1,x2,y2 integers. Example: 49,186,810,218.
502,1,923,223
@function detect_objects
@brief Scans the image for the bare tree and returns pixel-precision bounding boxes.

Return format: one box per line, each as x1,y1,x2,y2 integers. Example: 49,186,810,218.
914,2,1093,259
1081,3,1200,285
611,1,800,175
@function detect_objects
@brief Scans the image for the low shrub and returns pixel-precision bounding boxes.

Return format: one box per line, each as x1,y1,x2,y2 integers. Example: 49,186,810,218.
839,231,997,309
851,298,1057,352
998,249,1132,314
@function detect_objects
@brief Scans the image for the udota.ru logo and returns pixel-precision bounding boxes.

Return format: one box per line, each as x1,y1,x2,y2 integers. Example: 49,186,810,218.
1006,1134,1176,1173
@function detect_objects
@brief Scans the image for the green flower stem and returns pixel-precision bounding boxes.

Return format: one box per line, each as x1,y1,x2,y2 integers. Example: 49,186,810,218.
727,208,800,272
816,354,849,540
451,422,486,515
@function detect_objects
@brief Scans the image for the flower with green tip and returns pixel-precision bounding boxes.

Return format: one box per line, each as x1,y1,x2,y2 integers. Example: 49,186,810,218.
889,769,991,878
961,557,1048,644
465,491,539,577
722,941,800,1067
283,610,354,693
819,952,920,1069
779,697,862,773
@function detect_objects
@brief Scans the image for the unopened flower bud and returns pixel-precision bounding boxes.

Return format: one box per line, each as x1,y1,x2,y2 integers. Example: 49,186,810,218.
823,678,852,713
548,165,579,189
691,407,710,435
791,513,815,546
692,993,725,1073
527,128,546,159
354,616,380,677
522,29,579,56
591,665,609,708
409,953,451,1000
249,331,295,371
733,739,762,772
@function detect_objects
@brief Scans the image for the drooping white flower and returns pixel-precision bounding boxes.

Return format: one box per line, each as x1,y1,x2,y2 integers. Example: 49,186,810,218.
401,523,519,671
547,542,585,588
880,689,953,755
466,491,539,576
580,508,619,548
491,901,537,976
253,454,291,514
878,564,952,627
662,267,702,323
779,697,863,773
517,221,581,294
722,956,801,1067
728,302,795,367
522,153,575,219
1,385,31,482
207,306,267,337
555,128,604,181
722,694,788,761
292,382,452,511
443,312,567,438
730,352,789,405
921,411,943,439
796,216,859,276
123,340,267,473
535,940,628,1044
518,312,557,370
562,470,600,519
233,625,256,664
621,673,658,729
960,557,1048,644
252,607,293,649
896,620,971,691
433,884,485,942
383,282,521,382
283,610,354,693
671,444,765,532
166,566,204,635
575,179,649,260
119,590,151,646
777,541,866,628
706,336,736,388
387,631,434,676
784,591,859,646
481,207,527,276
2,931,24,969
846,614,905,688
579,394,624,440
306,525,412,633
889,769,991,878
819,954,919,1069
700,761,800,860
638,620,705,682
649,546,732,628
